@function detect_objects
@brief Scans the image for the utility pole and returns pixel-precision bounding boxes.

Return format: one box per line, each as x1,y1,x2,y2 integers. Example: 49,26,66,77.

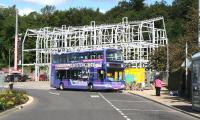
185,42,188,91
199,0,200,47
14,8,18,71
9,49,11,75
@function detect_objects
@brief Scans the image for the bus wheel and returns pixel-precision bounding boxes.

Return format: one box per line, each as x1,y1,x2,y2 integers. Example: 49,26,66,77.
59,83,64,90
88,84,93,91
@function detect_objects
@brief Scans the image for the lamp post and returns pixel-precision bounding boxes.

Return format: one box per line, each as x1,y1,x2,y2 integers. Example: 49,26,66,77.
185,42,188,93
9,49,11,75
14,8,18,71
199,0,200,47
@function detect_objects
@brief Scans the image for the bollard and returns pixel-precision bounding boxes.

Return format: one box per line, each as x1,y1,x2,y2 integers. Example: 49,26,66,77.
9,82,13,90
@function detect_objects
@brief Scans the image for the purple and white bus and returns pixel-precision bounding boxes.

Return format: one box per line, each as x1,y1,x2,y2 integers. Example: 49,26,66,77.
50,49,125,91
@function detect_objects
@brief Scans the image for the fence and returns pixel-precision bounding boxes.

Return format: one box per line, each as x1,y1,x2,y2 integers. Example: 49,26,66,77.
145,71,168,87
125,70,168,90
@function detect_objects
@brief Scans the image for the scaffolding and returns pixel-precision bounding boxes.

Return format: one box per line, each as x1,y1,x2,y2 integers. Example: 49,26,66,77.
22,17,168,81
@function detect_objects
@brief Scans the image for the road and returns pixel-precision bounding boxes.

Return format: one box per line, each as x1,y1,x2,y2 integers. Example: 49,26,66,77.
0,82,198,120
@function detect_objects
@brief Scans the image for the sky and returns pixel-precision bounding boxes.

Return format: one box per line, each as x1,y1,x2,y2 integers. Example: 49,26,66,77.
0,0,173,16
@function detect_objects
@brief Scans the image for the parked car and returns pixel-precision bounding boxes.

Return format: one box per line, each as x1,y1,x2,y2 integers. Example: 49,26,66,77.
5,73,29,82
39,74,48,81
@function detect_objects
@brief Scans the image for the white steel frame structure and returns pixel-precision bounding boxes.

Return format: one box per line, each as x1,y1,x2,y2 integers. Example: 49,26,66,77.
22,17,168,81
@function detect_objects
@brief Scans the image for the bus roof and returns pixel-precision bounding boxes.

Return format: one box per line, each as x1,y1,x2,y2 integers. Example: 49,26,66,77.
52,48,120,55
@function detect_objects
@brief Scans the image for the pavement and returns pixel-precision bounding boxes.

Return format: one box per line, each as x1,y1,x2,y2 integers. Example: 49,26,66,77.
126,88,200,119
1,81,51,90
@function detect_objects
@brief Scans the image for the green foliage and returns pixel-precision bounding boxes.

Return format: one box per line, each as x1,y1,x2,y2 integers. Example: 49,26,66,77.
129,0,145,11
0,90,28,111
0,0,199,72
149,0,198,71
149,46,167,71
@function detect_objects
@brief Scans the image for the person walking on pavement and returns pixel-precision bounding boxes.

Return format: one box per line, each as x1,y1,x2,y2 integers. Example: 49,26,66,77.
154,77,162,96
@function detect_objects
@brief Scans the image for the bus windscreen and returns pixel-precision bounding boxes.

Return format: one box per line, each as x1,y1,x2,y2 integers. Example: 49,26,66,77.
107,68,124,81
106,50,123,62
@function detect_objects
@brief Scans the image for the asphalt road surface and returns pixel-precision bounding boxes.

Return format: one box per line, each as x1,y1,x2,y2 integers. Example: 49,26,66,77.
0,89,198,120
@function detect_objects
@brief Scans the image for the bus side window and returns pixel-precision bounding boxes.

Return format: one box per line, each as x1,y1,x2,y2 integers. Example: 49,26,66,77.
66,70,70,79
56,70,61,80
66,54,69,62
77,70,82,79
84,53,88,60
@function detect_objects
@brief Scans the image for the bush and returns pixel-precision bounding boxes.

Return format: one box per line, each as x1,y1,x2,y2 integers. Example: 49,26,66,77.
0,90,28,111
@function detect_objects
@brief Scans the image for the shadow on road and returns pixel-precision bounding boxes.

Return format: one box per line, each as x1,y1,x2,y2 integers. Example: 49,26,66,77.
172,105,200,114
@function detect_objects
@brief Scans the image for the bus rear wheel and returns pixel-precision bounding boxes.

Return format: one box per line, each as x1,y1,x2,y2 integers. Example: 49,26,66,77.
59,83,64,90
88,84,93,91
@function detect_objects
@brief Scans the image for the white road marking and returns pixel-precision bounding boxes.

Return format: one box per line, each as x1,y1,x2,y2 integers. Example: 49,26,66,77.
90,95,100,98
49,92,60,96
109,100,152,103
120,109,178,112
99,93,131,120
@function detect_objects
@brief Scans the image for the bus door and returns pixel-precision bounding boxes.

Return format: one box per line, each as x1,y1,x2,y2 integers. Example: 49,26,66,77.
97,69,105,83
56,70,68,87
88,68,97,84
51,65,56,87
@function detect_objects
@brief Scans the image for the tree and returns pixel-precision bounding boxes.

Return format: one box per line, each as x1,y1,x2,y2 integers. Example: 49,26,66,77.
149,46,167,71
129,0,145,11
0,6,16,67
150,0,199,72
0,0,198,71
41,5,56,16
40,5,56,26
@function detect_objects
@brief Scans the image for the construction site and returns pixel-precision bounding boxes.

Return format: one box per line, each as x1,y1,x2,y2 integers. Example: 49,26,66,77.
21,17,168,81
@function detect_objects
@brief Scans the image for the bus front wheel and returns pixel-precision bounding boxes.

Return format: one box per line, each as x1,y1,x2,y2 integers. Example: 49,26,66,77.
59,83,64,90
88,84,93,91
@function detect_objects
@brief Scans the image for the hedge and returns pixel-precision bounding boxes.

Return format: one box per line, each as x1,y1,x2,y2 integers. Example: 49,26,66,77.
0,90,28,111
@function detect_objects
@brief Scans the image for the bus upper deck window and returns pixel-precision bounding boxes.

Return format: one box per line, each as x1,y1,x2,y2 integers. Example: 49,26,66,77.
97,55,103,59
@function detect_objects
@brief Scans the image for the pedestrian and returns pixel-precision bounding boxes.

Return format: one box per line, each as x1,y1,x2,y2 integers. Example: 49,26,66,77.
140,81,145,91
154,77,162,96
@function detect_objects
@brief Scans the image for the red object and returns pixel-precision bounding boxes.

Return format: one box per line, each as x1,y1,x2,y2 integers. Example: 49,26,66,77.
39,74,47,81
161,81,167,87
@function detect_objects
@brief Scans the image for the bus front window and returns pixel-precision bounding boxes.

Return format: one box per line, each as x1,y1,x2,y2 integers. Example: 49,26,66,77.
107,68,124,81
106,50,123,62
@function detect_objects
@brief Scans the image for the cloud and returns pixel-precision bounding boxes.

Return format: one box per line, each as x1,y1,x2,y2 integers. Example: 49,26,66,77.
0,3,7,8
18,0,69,6
99,9,107,14
19,8,34,16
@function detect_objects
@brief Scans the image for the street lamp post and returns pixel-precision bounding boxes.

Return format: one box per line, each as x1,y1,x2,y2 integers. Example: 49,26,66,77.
199,0,200,47
185,42,188,94
14,8,18,71
9,49,11,75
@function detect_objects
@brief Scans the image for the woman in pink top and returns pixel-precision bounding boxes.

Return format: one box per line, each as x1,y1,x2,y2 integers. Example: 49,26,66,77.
154,78,162,96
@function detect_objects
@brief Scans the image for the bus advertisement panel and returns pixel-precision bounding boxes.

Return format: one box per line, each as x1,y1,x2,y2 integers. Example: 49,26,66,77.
50,49,125,91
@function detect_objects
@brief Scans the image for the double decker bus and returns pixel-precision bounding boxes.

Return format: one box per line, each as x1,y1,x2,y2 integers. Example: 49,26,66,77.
50,49,125,91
